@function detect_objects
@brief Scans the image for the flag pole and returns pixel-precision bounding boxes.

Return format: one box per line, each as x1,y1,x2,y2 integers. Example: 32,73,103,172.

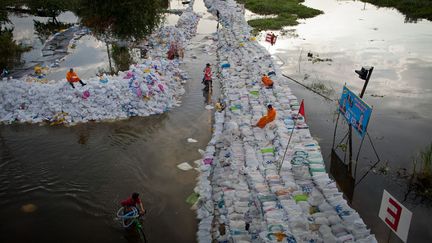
278,99,304,174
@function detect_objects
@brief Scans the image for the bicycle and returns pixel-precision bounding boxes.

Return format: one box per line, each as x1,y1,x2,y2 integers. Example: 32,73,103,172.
117,206,147,243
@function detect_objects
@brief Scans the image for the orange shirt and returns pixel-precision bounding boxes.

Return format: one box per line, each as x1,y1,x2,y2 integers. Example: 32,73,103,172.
66,71,79,82
262,75,273,87
267,107,276,122
256,107,277,128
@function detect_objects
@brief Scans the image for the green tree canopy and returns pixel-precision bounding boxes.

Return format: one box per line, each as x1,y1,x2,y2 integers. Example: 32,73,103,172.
74,0,166,41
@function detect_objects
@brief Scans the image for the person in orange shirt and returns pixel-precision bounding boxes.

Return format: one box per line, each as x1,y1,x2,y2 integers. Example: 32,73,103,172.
261,74,274,88
254,104,277,128
66,68,86,88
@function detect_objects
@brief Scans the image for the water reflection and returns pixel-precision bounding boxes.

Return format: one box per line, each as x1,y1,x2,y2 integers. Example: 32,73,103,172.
75,0,167,72
33,19,73,42
1,0,169,75
264,0,432,241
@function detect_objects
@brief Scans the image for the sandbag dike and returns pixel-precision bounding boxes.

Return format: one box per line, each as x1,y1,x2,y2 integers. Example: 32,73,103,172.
0,2,200,125
194,0,377,242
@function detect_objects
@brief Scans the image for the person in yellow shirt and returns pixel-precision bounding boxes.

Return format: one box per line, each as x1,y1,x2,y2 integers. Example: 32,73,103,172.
254,104,277,128
66,68,86,88
215,98,226,112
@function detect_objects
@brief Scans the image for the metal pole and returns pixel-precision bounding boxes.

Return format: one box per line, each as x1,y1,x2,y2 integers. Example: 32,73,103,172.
348,125,353,173
359,67,373,98
278,107,302,174
331,111,340,150
349,67,373,173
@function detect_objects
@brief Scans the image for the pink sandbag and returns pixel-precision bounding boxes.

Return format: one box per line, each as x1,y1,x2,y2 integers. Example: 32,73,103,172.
82,90,90,99
158,84,165,93
124,71,133,79
136,86,142,97
203,158,213,165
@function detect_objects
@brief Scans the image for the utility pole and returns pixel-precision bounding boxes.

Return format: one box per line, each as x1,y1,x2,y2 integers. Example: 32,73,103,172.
349,66,374,173
359,67,374,98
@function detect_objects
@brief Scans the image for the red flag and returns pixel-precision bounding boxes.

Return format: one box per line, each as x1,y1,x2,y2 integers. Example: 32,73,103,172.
299,99,306,121
265,33,272,43
265,33,277,45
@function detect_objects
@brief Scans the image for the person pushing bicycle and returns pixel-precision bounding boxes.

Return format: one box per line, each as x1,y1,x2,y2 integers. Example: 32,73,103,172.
121,192,146,215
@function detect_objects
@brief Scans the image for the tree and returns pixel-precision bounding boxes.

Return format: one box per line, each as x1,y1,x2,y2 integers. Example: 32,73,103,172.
26,0,68,19
0,29,30,70
75,0,165,41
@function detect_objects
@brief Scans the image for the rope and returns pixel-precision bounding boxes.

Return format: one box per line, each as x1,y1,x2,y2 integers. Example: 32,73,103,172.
367,131,381,162
331,112,341,149
281,74,335,102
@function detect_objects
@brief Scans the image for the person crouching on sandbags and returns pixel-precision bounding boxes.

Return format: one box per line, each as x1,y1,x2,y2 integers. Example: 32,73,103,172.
66,68,86,88
253,104,277,128
261,74,274,88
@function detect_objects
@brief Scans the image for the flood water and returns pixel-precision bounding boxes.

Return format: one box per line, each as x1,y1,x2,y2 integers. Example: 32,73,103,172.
0,0,218,242
262,0,432,242
3,0,432,242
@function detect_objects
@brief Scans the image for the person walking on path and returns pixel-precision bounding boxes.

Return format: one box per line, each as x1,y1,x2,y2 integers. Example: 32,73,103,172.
66,68,86,88
253,104,277,128
203,63,212,89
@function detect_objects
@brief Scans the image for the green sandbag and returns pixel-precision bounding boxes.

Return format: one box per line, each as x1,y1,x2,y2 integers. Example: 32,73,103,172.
261,147,275,154
294,194,308,203
308,158,324,164
250,91,259,96
310,167,326,173
186,192,200,205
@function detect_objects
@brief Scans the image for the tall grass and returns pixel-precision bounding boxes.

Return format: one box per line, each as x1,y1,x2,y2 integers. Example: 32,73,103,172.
411,143,432,200
416,143,432,176
238,0,322,30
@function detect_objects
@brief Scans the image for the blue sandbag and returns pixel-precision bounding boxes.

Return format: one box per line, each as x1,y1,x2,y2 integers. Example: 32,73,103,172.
221,63,230,68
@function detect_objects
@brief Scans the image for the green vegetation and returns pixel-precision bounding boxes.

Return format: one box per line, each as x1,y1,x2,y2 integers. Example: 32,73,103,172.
363,0,432,21
309,81,334,97
74,0,165,41
0,29,31,71
248,14,298,30
26,0,68,18
237,0,322,30
33,20,73,41
411,143,432,200
1,0,31,71
0,0,168,72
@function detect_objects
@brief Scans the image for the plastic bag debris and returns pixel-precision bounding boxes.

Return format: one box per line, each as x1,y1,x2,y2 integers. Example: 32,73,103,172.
177,162,193,171
188,138,198,143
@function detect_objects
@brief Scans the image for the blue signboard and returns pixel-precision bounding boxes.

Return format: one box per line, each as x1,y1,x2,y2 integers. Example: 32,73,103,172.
339,86,372,138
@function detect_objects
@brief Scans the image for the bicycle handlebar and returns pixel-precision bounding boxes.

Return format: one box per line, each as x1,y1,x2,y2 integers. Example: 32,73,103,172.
117,207,141,228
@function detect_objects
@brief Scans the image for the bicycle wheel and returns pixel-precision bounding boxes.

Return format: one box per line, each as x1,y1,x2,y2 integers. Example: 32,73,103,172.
137,226,147,243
